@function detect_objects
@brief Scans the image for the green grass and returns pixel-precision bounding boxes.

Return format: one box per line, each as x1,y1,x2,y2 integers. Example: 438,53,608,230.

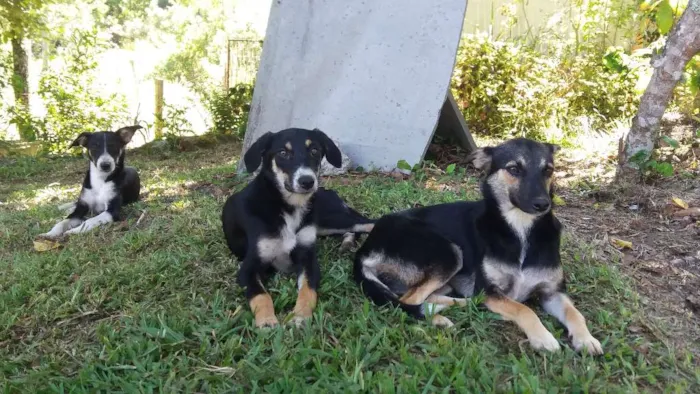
1,139,698,393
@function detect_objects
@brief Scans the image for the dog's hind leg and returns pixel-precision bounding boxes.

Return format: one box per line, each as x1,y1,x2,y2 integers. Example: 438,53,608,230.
484,294,560,352
542,292,603,354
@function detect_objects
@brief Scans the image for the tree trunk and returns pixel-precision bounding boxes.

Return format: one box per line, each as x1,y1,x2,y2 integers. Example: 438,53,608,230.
616,1,700,183
11,36,33,141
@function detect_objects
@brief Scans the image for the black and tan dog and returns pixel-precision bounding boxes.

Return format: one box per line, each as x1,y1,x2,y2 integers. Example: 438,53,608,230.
353,138,603,354
222,128,373,328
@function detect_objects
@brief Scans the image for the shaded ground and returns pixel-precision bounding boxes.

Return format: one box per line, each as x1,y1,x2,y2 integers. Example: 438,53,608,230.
0,133,698,391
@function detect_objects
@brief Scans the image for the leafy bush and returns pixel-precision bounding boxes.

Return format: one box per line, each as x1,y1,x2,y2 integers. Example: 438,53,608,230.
36,30,130,153
451,36,557,139
206,83,253,137
451,35,644,139
161,102,194,139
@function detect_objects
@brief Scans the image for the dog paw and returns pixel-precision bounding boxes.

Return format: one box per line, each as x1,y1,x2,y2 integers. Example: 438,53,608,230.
431,315,455,328
254,314,279,329
529,331,561,352
573,334,603,355
290,314,311,328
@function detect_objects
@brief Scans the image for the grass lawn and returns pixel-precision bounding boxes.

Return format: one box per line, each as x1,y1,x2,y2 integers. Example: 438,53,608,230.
1,137,698,393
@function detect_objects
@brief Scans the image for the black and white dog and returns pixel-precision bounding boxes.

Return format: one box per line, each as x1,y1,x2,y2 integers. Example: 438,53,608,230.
39,126,142,239
222,128,374,328
353,138,603,354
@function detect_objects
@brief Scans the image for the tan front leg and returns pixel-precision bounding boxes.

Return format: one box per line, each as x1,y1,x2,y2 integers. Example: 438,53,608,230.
485,295,560,352
249,293,278,328
291,274,318,327
542,292,603,354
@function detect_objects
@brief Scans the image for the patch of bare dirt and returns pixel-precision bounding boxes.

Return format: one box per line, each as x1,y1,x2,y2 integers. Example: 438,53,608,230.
552,114,700,356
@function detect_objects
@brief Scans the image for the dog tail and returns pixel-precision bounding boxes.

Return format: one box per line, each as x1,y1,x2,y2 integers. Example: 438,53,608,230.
58,202,76,214
353,253,425,320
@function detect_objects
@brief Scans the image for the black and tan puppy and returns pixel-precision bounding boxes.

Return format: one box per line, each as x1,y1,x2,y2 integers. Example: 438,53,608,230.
354,138,603,354
39,126,142,239
222,128,347,328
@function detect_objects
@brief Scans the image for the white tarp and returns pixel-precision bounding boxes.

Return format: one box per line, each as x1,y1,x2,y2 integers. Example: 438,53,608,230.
241,0,468,172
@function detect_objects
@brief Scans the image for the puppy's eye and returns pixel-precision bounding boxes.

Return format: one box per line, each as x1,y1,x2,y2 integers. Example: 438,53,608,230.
543,166,554,176
310,148,320,157
506,165,521,176
278,150,290,159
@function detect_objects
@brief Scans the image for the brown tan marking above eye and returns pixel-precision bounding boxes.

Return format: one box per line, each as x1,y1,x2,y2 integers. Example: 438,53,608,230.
285,142,292,150
305,139,312,147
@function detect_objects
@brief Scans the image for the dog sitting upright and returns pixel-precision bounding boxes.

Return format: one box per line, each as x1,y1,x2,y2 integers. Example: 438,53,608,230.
39,126,142,239
222,128,345,328
353,138,603,354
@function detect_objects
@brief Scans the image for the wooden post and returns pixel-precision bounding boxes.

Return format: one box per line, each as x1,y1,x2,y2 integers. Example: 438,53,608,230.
224,40,231,91
154,80,164,140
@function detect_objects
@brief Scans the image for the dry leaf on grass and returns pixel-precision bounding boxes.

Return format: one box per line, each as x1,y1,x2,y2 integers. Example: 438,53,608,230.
671,197,689,210
33,238,62,252
610,238,633,250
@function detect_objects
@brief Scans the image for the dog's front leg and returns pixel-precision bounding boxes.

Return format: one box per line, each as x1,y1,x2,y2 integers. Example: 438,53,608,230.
290,226,320,327
239,254,279,329
40,201,89,239
484,294,561,352
542,292,603,355
64,211,113,235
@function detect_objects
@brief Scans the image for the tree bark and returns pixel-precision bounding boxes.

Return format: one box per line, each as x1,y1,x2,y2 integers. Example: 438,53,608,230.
11,35,32,141
616,1,700,183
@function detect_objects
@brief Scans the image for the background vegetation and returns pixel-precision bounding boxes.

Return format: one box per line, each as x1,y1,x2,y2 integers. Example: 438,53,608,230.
1,0,698,157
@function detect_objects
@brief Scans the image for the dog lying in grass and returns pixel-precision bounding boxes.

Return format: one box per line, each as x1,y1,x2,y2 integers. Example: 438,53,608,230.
222,127,375,328
353,138,603,354
39,126,142,240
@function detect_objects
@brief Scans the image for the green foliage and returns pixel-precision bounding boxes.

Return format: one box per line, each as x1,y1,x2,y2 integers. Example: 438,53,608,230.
0,0,58,42
451,36,554,139
451,37,643,139
161,102,194,139
628,148,676,178
36,29,129,152
396,159,412,171
206,84,253,137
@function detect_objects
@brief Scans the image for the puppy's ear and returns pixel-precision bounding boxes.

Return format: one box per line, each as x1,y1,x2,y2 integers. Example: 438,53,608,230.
243,132,273,173
545,143,560,155
115,125,143,144
313,128,342,168
467,147,493,171
70,132,92,148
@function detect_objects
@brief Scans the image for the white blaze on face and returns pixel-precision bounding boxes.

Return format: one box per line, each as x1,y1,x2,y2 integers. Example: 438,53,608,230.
292,167,317,193
95,135,116,176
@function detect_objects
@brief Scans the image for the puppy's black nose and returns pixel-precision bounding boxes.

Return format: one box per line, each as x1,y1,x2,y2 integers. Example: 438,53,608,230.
532,198,551,212
298,175,316,190
100,162,111,171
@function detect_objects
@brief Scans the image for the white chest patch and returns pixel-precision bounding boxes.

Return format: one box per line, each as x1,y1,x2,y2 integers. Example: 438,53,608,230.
483,257,563,302
501,208,536,265
81,165,117,213
257,208,316,273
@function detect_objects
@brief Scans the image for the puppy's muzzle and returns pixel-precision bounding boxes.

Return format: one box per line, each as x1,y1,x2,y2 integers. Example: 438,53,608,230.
291,168,318,194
